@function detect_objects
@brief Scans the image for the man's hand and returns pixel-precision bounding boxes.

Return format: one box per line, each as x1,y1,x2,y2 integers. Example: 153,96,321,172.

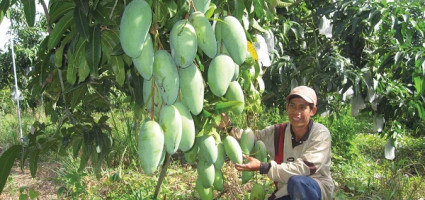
235,155,261,171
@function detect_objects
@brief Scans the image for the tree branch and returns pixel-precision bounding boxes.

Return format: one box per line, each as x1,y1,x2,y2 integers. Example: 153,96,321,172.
154,153,171,199
39,0,52,34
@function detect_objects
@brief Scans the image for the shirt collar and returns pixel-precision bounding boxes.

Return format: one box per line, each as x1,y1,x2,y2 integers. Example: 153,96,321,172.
290,119,313,142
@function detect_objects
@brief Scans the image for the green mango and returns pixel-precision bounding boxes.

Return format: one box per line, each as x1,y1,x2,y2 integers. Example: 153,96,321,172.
240,128,255,154
170,20,197,68
153,50,179,105
138,120,164,175
214,143,225,170
198,135,218,165
213,168,224,191
250,183,266,200
232,63,239,81
223,136,243,164
159,105,182,155
174,102,196,152
184,141,198,165
195,178,213,200
221,16,247,65
253,140,267,163
197,159,215,188
189,11,217,58
132,34,154,80
242,171,254,184
119,0,152,58
214,20,223,43
208,54,235,97
225,81,245,115
179,63,204,115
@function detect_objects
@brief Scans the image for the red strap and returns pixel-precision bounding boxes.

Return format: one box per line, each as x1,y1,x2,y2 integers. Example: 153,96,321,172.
273,123,286,191
274,123,286,164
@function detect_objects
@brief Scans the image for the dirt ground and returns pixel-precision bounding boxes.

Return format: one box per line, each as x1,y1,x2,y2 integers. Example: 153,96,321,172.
1,162,60,200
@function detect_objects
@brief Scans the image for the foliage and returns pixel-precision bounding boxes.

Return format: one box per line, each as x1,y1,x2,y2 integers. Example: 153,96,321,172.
315,106,372,161
0,145,22,194
332,133,425,199
263,0,425,137
1,0,424,198
0,5,47,111
0,0,277,196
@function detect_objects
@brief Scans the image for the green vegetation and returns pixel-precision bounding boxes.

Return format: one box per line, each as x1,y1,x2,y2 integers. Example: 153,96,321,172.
1,0,424,199
1,100,424,199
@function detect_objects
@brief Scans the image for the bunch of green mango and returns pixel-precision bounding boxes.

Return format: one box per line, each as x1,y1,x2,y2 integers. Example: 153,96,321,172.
119,0,268,198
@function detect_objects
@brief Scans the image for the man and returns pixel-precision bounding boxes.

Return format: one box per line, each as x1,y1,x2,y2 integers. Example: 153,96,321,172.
234,86,334,200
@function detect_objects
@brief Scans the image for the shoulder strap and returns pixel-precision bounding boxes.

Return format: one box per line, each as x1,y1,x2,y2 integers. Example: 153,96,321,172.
272,123,287,192
274,123,287,164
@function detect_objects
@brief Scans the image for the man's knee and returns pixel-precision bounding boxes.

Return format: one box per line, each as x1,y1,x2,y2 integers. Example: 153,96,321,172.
287,176,321,200
288,176,304,192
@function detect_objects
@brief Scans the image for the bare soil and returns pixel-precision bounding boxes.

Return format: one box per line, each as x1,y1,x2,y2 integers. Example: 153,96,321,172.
1,162,61,200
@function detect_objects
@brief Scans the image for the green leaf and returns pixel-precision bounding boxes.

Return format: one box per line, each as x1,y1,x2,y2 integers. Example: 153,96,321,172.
22,0,35,27
49,1,75,24
85,26,101,78
109,56,125,86
73,38,90,82
233,0,245,21
74,0,89,15
0,10,4,25
92,4,115,25
369,10,381,31
204,3,216,19
100,29,120,59
394,51,402,65
71,84,88,109
111,43,124,56
0,145,22,194
66,50,77,84
79,138,92,172
29,149,39,178
73,7,90,41
202,109,212,117
253,0,264,18
72,136,83,158
252,19,267,32
0,0,11,13
28,188,39,199
214,101,244,113
48,12,74,49
393,17,403,45
413,75,424,95
19,194,27,200
55,29,76,67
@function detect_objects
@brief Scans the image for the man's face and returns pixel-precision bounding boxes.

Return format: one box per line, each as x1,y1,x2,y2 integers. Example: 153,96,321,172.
286,97,317,129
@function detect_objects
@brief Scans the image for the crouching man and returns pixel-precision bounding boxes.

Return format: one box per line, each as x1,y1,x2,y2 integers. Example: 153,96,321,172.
234,86,334,200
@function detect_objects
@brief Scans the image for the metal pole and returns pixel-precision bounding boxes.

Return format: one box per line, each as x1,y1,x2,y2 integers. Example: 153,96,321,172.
11,38,23,140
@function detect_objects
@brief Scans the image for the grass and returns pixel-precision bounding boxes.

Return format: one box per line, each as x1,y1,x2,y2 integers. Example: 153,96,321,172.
1,98,424,199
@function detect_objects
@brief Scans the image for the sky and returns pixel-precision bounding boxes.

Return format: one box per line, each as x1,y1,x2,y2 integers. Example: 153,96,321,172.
0,1,48,51
0,18,11,50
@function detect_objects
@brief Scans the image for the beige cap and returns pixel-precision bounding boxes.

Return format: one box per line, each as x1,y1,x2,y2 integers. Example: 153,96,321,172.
286,86,317,107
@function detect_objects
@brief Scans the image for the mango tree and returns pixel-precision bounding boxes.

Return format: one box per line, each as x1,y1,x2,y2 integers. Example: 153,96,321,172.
263,0,425,158
0,0,278,198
